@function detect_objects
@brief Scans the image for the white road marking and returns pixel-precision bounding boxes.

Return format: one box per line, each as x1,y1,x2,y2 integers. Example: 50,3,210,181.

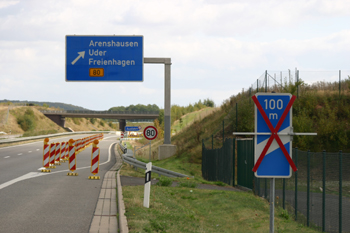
0,172,49,190
4,156,10,158
18,153,22,155
28,151,32,153
36,149,40,151
0,142,116,190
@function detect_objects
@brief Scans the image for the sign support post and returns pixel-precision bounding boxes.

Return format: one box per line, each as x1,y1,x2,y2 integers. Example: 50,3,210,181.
270,178,275,233
233,93,317,232
143,126,158,162
149,140,152,162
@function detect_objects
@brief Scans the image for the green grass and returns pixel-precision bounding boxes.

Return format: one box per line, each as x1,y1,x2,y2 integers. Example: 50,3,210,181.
122,185,319,233
172,107,216,134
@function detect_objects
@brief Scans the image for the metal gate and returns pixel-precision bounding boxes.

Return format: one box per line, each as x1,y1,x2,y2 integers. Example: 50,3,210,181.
237,138,254,189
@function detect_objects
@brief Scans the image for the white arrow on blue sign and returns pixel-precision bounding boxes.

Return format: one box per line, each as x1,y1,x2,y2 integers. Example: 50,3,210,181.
254,93,293,178
66,35,143,82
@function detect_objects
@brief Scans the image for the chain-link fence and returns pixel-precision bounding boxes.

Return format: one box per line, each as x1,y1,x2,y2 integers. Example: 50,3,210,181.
201,69,350,232
254,149,350,233
202,138,235,186
202,141,350,232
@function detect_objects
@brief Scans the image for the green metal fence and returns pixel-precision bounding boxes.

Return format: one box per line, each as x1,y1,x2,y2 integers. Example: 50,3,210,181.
202,138,235,186
253,148,350,233
202,138,350,232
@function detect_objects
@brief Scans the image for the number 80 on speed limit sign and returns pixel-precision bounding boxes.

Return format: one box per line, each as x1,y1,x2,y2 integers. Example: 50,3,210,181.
143,126,158,140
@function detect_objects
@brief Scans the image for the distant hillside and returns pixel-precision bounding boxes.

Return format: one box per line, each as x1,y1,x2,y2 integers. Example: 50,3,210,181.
0,99,89,111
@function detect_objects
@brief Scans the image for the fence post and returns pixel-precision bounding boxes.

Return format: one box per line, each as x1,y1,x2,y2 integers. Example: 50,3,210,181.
236,103,238,132
295,147,298,220
249,88,251,104
307,150,310,227
339,70,341,98
265,70,267,92
212,134,213,149
222,120,224,146
297,70,299,98
233,138,235,187
339,150,342,233
322,150,326,232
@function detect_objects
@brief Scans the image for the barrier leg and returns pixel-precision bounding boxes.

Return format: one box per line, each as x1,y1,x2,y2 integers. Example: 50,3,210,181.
67,139,78,176
89,140,100,180
42,138,51,172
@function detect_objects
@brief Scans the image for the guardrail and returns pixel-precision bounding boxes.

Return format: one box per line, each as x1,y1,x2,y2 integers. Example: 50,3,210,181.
0,131,115,145
40,110,159,115
118,142,190,178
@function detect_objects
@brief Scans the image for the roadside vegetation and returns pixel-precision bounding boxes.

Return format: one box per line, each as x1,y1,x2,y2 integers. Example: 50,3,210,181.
122,184,317,233
120,81,350,232
0,104,115,137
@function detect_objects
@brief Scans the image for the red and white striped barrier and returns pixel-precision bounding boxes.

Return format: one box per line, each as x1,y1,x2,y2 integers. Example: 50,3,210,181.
65,142,69,161
55,142,61,165
89,140,100,179
68,139,78,176
42,138,51,172
49,143,56,168
60,142,66,162
40,134,103,172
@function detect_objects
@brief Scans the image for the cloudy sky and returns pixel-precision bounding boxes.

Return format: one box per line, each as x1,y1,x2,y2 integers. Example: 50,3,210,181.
0,0,349,110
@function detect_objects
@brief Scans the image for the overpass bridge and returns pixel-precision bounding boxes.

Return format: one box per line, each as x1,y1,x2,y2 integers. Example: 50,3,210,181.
40,110,159,131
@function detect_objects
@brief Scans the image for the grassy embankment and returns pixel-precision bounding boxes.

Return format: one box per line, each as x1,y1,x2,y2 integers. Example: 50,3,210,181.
0,105,115,137
120,88,350,232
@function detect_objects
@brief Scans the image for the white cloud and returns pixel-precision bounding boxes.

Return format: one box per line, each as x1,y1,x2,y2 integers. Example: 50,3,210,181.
0,0,350,110
0,0,19,9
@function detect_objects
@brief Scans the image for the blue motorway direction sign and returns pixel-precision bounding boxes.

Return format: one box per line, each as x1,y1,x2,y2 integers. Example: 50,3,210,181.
253,93,294,178
66,35,143,81
125,126,141,131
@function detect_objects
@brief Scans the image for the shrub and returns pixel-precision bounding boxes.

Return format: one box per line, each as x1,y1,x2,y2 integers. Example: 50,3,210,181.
178,180,198,188
72,118,80,125
156,176,172,187
90,118,96,124
17,108,36,131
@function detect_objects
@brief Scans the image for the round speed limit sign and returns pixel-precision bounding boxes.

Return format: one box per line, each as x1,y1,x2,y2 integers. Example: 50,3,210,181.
143,126,158,140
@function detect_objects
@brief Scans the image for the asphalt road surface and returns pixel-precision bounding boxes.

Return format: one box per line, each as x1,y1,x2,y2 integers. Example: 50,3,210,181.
0,133,118,233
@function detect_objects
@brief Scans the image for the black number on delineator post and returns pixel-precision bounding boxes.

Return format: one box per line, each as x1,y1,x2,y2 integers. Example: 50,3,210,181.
145,171,151,183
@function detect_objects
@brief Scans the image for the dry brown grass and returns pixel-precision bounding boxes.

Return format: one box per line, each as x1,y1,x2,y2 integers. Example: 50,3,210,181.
65,117,114,131
0,105,115,136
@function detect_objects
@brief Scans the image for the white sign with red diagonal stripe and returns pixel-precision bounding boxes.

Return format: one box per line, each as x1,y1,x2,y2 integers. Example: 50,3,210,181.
253,93,297,178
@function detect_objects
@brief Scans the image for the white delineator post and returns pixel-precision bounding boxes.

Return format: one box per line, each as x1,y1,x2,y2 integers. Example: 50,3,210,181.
143,162,152,208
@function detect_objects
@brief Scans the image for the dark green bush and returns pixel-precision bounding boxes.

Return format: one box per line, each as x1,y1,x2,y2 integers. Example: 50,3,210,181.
156,176,172,187
17,108,36,131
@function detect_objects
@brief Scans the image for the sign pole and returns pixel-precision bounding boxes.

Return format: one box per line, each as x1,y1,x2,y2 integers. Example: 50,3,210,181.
270,178,275,233
149,140,152,162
